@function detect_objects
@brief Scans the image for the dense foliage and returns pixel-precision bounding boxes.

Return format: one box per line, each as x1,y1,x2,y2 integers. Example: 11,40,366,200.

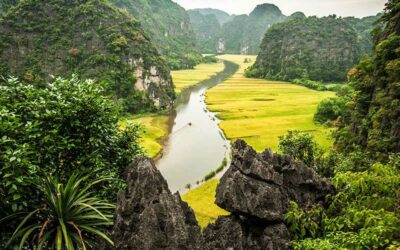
284,2,400,248
110,0,202,70
278,131,322,167
335,0,400,161
0,76,141,245
0,0,174,113
5,174,115,249
0,0,18,14
248,15,363,82
314,85,354,125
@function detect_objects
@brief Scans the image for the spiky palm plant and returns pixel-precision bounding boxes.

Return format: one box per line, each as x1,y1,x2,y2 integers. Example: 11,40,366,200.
4,173,115,249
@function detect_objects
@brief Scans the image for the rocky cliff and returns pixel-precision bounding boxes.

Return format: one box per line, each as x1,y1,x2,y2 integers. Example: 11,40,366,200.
110,0,201,70
110,140,333,249
0,0,174,113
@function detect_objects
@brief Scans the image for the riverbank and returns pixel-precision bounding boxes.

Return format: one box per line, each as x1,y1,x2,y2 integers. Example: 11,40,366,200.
184,54,335,228
126,61,228,158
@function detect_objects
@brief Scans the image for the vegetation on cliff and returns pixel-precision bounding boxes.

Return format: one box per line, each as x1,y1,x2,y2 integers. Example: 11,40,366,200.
284,2,400,248
248,15,362,82
0,0,175,113
110,0,202,70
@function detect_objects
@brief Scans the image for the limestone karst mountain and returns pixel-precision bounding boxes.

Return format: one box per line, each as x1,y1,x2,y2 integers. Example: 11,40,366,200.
0,0,175,112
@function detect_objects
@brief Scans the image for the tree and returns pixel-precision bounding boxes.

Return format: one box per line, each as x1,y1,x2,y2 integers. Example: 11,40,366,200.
278,131,322,167
0,76,141,233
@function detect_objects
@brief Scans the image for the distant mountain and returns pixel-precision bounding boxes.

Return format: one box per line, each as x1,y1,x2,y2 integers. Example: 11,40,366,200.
344,15,380,55
192,8,233,25
0,0,175,113
189,4,287,54
110,0,201,70
248,16,364,82
188,10,222,54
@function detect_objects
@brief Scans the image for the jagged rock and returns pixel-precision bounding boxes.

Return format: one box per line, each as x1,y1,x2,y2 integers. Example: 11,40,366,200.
111,157,203,250
203,215,290,250
216,140,333,221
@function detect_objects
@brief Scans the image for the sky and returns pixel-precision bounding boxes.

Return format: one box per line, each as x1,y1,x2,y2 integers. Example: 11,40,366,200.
172,0,386,18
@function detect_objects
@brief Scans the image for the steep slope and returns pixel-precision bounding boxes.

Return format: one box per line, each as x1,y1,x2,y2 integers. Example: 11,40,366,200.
193,8,233,25
335,0,400,160
0,0,175,113
221,3,287,54
249,16,362,82
344,15,380,55
188,10,222,54
110,0,201,70
189,4,286,54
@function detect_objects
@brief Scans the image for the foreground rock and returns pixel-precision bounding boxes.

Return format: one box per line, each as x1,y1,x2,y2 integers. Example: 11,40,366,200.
216,140,333,221
203,140,333,249
111,157,203,249
110,141,333,249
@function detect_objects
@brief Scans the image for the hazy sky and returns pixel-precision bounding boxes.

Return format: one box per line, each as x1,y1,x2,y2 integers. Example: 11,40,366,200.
172,0,386,18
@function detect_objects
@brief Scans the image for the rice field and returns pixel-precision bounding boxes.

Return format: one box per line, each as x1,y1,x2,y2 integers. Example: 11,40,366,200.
120,114,170,158
206,54,335,151
181,179,229,228
172,62,225,94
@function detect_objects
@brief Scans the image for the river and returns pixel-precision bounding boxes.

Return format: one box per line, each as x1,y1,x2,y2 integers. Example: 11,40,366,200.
156,60,239,193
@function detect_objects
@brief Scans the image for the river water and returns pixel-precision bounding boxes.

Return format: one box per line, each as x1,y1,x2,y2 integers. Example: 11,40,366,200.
156,61,239,193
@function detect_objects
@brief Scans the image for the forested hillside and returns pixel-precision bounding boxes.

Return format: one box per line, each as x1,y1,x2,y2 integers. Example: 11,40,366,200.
0,0,175,113
193,8,233,25
248,15,364,82
110,0,201,70
335,1,400,161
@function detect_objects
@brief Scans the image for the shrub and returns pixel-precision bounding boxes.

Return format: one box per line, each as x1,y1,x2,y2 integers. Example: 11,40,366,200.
4,173,115,249
278,131,322,167
0,76,141,218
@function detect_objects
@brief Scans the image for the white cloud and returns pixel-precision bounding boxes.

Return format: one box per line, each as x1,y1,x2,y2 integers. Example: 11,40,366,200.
172,0,386,17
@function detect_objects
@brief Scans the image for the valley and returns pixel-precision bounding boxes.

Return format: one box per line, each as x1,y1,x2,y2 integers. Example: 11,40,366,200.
1,1,398,249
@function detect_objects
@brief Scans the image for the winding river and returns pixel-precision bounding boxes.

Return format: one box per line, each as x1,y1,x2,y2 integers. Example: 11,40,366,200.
157,60,239,193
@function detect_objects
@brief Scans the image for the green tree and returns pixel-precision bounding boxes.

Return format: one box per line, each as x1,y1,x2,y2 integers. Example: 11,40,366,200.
0,76,141,227
278,131,322,167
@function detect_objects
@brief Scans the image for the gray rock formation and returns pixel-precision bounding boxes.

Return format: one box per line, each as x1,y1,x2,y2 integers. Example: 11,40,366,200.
205,140,333,249
110,141,333,249
111,157,203,250
216,140,333,221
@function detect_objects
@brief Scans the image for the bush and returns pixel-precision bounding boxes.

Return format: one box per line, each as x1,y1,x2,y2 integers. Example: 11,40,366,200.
278,131,322,167
314,97,347,124
286,162,400,249
4,173,115,249
0,76,141,219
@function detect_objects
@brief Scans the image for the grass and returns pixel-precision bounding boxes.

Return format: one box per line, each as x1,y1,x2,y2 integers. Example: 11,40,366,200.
184,54,336,228
119,114,170,158
172,62,225,94
181,179,229,228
